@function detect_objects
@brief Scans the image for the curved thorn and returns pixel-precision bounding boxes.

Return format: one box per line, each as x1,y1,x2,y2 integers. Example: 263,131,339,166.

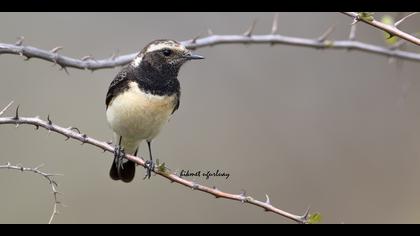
271,13,279,34
351,17,359,25
395,12,418,28
47,114,52,125
265,194,271,205
50,46,64,54
243,19,257,37
15,36,24,46
110,49,119,60
81,55,93,61
34,163,45,170
70,127,81,134
60,66,70,75
302,205,311,220
318,23,336,42
386,32,396,39
13,105,20,120
191,32,202,44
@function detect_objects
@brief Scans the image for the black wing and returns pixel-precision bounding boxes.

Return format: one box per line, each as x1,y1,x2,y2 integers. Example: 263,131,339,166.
106,67,132,109
171,91,180,115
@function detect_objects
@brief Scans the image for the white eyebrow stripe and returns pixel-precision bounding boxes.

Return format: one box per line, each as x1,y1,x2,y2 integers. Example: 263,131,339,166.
146,43,186,53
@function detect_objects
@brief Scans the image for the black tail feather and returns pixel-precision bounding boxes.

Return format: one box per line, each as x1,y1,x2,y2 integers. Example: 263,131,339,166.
109,159,136,183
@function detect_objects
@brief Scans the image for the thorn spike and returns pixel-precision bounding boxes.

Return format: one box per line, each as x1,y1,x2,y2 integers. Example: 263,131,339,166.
47,114,52,125
81,55,92,61
244,19,257,37
70,127,81,134
318,23,336,42
265,194,271,205
302,206,311,220
14,105,20,120
271,13,279,34
191,32,202,44
50,46,64,54
15,36,24,46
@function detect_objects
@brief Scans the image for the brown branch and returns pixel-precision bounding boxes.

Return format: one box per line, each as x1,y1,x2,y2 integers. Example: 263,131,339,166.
342,12,420,46
0,108,311,224
0,162,63,224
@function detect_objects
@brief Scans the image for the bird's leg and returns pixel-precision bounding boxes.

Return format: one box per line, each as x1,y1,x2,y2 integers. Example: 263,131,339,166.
144,140,155,179
114,136,126,176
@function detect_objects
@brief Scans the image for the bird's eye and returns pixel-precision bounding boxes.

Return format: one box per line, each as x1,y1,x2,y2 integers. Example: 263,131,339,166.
162,49,172,57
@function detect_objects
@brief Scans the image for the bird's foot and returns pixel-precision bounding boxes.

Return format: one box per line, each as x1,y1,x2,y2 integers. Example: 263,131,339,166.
143,160,155,180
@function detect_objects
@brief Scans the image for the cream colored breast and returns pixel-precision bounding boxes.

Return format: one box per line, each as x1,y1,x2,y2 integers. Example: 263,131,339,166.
106,81,176,141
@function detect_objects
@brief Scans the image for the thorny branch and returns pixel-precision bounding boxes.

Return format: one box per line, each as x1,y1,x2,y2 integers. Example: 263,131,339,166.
342,12,420,46
4,12,416,223
0,13,420,74
0,103,312,224
0,162,63,224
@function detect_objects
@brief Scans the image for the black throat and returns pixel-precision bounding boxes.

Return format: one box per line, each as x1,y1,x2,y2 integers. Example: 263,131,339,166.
133,60,180,96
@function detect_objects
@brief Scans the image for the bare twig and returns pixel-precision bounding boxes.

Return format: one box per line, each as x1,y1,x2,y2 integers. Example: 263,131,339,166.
0,112,311,224
2,13,420,72
342,12,420,46
2,33,420,72
0,162,62,224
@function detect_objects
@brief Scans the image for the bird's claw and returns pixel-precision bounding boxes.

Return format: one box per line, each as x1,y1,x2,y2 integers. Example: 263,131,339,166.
143,160,155,180
114,145,125,172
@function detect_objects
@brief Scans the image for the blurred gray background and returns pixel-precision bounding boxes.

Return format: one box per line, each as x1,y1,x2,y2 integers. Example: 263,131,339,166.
0,12,420,224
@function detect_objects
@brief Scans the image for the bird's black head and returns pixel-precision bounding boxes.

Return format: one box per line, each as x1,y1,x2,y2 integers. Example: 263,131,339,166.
131,39,204,76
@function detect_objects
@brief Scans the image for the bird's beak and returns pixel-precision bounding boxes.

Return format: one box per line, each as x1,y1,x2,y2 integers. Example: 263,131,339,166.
184,52,205,60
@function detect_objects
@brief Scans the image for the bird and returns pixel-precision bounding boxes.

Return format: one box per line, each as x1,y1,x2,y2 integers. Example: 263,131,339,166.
105,39,204,183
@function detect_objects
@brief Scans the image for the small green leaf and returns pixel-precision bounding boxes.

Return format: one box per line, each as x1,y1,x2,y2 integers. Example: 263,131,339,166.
358,12,375,22
308,213,322,224
381,15,398,45
156,159,168,174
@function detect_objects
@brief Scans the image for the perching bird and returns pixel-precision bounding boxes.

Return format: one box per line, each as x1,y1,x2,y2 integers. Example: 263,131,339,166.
105,39,204,182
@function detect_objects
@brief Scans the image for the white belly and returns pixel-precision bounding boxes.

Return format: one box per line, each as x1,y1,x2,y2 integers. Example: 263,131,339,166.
106,81,176,150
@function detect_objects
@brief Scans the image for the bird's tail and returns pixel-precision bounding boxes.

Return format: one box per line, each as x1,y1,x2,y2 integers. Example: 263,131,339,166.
109,159,136,183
